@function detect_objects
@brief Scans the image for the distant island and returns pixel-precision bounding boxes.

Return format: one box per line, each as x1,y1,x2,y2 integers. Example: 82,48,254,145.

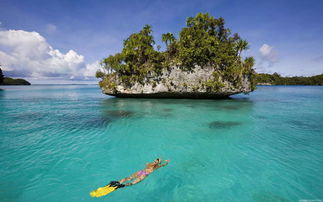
255,73,323,85
97,13,256,98
0,68,31,85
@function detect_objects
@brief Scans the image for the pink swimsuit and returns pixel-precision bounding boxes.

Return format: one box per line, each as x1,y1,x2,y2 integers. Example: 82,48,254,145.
137,170,149,177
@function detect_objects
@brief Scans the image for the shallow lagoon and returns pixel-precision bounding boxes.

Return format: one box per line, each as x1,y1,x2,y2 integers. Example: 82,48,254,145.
0,85,322,201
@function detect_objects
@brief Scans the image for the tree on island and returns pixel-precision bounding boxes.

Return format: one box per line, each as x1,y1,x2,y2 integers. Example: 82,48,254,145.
0,67,4,84
98,13,256,91
161,32,176,50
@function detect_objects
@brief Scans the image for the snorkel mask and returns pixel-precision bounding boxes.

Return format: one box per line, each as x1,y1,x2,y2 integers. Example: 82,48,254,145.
154,158,161,164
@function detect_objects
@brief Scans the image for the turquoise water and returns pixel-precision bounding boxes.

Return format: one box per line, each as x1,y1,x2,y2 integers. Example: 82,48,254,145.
0,85,323,202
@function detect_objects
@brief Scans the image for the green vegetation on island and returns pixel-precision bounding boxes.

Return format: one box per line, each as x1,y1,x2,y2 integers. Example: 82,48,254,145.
0,68,4,84
255,73,323,85
0,68,31,85
2,77,31,85
97,13,256,93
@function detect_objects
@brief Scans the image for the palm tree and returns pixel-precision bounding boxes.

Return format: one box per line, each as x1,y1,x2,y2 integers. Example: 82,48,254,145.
142,24,152,35
162,33,175,50
244,57,255,70
236,39,249,57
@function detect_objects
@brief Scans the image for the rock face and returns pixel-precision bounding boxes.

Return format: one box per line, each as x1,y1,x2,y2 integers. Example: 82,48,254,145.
257,82,272,86
101,66,252,98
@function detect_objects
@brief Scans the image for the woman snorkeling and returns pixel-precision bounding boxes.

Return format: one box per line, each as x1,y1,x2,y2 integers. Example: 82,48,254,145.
90,158,170,197
118,158,170,186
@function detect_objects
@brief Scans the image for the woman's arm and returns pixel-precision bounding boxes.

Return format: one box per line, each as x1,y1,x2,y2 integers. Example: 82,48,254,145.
158,160,170,168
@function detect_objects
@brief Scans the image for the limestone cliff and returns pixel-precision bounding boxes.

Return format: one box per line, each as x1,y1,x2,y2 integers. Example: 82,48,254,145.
100,66,253,98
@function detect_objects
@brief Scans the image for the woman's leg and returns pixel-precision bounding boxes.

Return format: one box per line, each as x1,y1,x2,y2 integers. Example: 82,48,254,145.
119,172,138,184
125,176,146,186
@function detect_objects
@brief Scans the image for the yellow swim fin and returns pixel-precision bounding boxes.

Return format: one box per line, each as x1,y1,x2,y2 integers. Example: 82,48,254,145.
90,181,124,198
90,184,117,197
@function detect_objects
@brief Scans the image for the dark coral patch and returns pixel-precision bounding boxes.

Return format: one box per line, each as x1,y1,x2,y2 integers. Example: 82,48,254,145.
208,121,241,129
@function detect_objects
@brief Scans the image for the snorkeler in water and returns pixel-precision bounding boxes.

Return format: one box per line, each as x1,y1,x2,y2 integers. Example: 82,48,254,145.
118,158,170,186
90,158,170,197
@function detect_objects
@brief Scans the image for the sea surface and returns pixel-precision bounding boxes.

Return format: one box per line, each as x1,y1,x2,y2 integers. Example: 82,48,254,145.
0,85,322,202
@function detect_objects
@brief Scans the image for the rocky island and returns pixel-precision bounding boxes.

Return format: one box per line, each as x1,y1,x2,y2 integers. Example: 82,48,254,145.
97,13,256,98
0,68,31,85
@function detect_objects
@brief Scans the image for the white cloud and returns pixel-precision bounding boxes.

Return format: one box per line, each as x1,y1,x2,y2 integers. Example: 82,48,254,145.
46,24,57,33
259,44,278,63
84,61,101,78
256,44,279,73
0,29,100,80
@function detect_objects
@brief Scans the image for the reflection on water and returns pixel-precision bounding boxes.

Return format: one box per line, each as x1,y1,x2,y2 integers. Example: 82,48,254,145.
101,97,255,114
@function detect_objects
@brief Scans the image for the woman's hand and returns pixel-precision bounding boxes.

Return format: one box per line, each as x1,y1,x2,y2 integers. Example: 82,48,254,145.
162,160,170,166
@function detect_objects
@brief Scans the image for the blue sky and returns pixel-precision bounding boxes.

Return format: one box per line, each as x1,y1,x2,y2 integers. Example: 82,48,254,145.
0,0,323,83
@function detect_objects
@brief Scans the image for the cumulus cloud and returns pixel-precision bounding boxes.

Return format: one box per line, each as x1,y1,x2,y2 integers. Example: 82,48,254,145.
84,61,101,79
46,24,57,33
0,29,100,80
256,44,279,73
259,44,278,63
